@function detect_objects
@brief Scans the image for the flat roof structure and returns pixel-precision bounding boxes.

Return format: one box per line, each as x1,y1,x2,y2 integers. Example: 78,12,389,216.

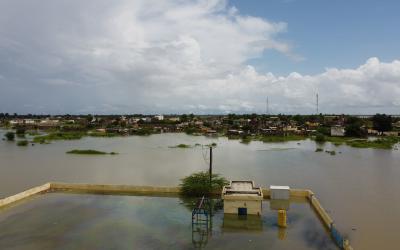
222,181,263,216
222,181,263,197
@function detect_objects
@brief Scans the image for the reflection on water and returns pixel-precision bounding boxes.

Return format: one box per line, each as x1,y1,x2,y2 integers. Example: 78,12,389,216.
222,214,263,231
1,130,400,249
0,193,337,250
270,199,291,211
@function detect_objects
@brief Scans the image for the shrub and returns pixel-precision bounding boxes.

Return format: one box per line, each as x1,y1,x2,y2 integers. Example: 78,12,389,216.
16,127,26,135
17,140,28,146
5,132,15,141
180,171,228,197
315,133,326,143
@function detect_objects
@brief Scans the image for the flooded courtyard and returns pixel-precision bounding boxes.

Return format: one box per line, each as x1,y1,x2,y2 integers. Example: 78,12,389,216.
0,193,336,250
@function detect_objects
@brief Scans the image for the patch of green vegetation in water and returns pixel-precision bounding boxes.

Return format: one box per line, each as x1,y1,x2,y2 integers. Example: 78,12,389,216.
66,149,118,155
346,137,400,149
258,135,307,143
325,136,400,149
169,144,192,148
240,137,251,144
325,150,336,155
33,131,85,143
17,140,28,146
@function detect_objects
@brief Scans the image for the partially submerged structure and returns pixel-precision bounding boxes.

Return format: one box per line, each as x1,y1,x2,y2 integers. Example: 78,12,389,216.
0,182,353,250
221,181,263,216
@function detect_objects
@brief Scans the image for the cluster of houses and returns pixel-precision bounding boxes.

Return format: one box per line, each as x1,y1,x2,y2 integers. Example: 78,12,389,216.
1,114,400,137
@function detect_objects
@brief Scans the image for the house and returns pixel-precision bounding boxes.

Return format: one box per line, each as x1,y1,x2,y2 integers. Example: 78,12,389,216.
154,115,164,121
383,131,399,136
330,126,345,137
24,119,36,124
9,119,23,125
167,117,180,122
227,129,244,135
222,181,263,216
141,117,152,123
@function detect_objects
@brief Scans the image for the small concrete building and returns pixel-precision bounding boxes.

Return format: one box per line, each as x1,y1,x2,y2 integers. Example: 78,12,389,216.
222,181,263,216
270,185,290,200
330,126,345,137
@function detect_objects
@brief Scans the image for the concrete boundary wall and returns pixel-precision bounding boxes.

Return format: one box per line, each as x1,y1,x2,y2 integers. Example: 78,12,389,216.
0,182,352,249
49,182,181,195
0,183,50,208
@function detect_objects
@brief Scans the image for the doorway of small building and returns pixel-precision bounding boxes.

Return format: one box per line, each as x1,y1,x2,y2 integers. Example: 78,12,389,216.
238,207,247,216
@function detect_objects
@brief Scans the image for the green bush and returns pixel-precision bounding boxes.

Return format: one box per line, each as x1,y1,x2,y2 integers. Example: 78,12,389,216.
180,171,228,197
17,140,28,146
16,127,26,135
315,133,326,143
5,132,15,141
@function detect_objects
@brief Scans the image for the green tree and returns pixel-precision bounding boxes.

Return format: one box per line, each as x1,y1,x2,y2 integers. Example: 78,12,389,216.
316,126,330,136
180,171,228,197
345,116,365,137
372,114,392,134
180,114,188,122
5,132,15,141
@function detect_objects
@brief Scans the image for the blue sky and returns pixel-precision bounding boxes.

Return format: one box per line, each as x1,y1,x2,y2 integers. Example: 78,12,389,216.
230,0,400,75
0,0,399,114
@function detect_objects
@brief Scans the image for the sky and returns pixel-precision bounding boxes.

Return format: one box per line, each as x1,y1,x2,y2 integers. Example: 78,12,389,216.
0,0,399,115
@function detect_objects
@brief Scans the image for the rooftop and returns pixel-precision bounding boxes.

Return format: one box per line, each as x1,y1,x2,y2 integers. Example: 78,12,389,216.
222,181,263,197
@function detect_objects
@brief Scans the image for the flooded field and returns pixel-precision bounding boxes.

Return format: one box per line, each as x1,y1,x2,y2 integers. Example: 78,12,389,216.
0,193,336,250
1,130,400,249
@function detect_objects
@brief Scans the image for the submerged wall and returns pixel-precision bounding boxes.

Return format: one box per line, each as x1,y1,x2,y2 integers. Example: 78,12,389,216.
0,182,352,249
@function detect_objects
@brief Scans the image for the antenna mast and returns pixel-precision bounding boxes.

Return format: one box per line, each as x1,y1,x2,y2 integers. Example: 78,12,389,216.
316,93,319,114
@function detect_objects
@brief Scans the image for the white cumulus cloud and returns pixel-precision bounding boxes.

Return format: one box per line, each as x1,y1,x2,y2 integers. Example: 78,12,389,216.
0,0,399,114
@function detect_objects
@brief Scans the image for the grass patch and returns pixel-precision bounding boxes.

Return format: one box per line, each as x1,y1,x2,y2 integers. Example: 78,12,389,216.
240,137,251,144
66,149,118,155
132,128,154,136
26,130,41,136
17,140,29,146
324,136,400,149
258,135,307,143
33,131,85,143
346,138,399,149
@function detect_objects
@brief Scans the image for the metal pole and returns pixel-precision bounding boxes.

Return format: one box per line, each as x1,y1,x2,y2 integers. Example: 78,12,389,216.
209,146,212,188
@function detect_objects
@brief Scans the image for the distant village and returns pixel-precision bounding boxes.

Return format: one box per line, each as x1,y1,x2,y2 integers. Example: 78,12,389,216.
1,113,399,138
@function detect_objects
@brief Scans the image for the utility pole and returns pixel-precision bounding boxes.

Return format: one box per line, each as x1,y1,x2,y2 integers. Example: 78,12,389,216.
209,146,213,188
316,93,319,114
208,145,213,234
266,97,269,115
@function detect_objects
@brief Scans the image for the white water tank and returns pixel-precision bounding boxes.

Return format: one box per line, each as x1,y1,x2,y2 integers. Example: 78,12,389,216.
270,185,290,200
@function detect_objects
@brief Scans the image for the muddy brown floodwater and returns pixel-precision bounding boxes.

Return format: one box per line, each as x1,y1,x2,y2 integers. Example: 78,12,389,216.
1,130,400,249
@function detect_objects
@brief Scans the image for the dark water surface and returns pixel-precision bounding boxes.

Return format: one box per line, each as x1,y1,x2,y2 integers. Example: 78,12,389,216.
1,130,400,249
0,193,336,250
